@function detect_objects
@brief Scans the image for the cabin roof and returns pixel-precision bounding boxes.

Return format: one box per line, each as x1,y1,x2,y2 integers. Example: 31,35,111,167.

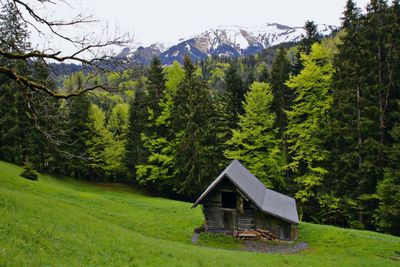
192,159,299,224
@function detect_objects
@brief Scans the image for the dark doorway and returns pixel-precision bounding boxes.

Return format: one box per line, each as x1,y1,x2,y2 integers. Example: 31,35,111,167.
221,192,236,208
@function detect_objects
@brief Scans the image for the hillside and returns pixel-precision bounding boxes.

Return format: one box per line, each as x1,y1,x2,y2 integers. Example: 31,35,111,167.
0,161,399,266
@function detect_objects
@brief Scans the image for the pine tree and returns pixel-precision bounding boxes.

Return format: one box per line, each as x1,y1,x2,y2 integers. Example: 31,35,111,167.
257,64,270,82
225,82,285,189
375,0,400,235
329,0,363,215
146,57,166,118
0,1,40,169
329,0,392,229
172,56,218,197
270,47,292,140
224,64,245,128
302,21,320,55
136,61,185,191
125,86,149,181
292,20,320,74
376,119,400,235
60,73,91,179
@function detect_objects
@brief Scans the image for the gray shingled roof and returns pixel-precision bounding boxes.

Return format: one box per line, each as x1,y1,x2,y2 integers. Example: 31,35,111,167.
192,159,299,224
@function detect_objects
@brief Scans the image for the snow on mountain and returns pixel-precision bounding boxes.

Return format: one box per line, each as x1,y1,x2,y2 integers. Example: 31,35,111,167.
122,23,337,65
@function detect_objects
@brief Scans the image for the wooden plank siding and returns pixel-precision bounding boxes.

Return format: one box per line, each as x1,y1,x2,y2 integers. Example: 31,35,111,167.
201,176,297,240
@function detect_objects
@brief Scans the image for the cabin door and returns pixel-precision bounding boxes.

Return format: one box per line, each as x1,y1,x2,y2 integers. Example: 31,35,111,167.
223,210,237,230
221,191,238,231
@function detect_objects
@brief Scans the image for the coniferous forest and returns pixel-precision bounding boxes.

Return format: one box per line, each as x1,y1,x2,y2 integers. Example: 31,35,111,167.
1,0,399,238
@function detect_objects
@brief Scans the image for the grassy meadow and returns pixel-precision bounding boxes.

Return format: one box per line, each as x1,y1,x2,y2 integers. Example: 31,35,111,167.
0,161,399,266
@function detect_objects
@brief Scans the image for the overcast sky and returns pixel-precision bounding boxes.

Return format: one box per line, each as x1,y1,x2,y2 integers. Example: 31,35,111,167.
23,0,371,52
83,0,371,45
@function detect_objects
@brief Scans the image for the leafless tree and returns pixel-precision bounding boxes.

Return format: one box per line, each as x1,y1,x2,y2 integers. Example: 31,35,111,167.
0,0,132,151
0,0,132,99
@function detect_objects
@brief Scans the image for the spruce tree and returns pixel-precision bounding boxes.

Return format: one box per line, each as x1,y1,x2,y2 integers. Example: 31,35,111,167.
329,0,393,229
0,1,41,169
270,47,292,141
292,20,320,74
225,82,285,189
172,56,218,197
376,119,400,235
61,73,91,179
224,64,245,128
257,64,270,82
329,0,366,227
146,57,166,118
136,61,185,191
125,87,149,181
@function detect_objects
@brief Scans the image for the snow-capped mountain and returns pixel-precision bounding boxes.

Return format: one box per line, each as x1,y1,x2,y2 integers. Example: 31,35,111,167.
120,23,337,65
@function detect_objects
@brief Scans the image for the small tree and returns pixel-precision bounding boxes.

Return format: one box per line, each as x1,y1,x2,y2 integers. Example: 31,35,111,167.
20,162,38,181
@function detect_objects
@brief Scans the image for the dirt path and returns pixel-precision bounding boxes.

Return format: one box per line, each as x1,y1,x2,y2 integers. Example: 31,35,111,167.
191,233,308,254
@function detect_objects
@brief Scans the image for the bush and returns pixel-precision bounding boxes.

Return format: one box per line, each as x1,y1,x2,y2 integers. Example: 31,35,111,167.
20,164,38,181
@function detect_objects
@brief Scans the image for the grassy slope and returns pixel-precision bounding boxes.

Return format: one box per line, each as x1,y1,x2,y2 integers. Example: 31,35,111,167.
0,161,399,266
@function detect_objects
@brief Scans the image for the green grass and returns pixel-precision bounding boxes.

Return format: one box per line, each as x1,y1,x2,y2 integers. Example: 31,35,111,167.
0,161,399,266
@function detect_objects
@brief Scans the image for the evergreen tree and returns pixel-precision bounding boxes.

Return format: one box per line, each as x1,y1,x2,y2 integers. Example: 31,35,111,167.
172,56,218,197
0,1,43,170
125,87,149,181
225,82,285,189
329,0,365,227
375,0,400,235
329,0,393,229
270,47,292,141
376,119,400,235
146,57,166,118
61,73,91,179
0,1,30,163
302,21,320,55
257,64,270,82
136,61,185,191
292,20,320,74
224,64,245,128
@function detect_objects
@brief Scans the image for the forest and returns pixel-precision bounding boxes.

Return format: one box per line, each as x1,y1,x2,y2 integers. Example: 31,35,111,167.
0,0,399,238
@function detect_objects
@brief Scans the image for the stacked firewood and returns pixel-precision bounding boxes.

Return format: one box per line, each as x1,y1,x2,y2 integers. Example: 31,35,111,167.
236,229,277,241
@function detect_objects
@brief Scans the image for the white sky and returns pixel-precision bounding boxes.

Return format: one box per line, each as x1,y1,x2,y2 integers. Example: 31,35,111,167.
81,0,371,45
15,0,371,53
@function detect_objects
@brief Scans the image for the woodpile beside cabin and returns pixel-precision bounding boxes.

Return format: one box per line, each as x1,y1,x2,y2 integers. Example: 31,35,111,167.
192,160,299,240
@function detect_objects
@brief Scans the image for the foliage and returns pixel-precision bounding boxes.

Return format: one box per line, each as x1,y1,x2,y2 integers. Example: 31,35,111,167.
136,61,185,192
223,64,245,128
225,82,285,189
285,43,333,206
172,56,220,197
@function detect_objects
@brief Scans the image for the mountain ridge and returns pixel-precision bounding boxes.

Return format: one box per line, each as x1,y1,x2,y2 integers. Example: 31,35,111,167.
120,23,337,65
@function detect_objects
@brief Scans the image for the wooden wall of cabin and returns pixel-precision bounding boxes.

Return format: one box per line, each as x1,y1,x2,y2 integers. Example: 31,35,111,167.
255,210,297,240
202,176,256,232
201,176,298,240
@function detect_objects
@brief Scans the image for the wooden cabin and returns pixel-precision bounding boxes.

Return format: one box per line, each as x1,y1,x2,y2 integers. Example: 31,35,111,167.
192,160,299,240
